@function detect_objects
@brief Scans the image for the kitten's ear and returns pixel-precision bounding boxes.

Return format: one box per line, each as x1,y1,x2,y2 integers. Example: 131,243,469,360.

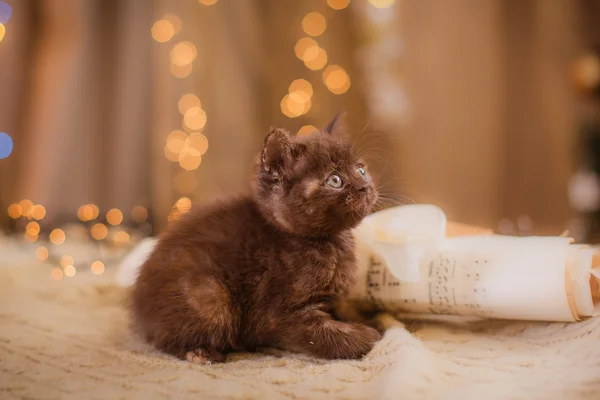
323,112,345,136
261,127,295,175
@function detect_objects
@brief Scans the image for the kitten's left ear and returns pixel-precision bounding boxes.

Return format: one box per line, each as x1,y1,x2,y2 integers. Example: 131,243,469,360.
323,112,345,136
261,127,295,175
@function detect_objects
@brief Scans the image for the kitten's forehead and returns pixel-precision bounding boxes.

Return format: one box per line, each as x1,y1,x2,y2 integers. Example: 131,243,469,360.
302,134,355,165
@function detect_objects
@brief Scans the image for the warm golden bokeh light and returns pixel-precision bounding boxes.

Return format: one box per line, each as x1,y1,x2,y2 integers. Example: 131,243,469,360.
304,47,328,70
164,145,180,162
163,14,182,34
168,210,182,222
0,23,5,43
170,41,197,66
89,204,100,219
113,231,131,247
327,0,350,10
289,79,314,98
51,268,63,281
77,205,95,221
295,37,318,60
26,221,40,236
178,94,202,115
174,171,198,194
166,130,188,154
60,255,74,268
199,0,218,4
24,232,38,243
178,150,202,171
91,261,105,275
131,206,148,223
323,65,351,94
186,132,209,156
106,209,123,226
151,19,174,43
30,204,46,220
175,197,192,213
183,106,207,131
90,223,108,240
369,0,396,8
49,229,66,245
19,199,33,218
170,62,193,78
302,12,327,37
7,203,21,219
280,93,311,118
35,247,49,261
297,125,319,137
64,265,76,277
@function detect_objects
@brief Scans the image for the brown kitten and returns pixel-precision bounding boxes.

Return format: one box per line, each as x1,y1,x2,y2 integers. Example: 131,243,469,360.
130,114,381,364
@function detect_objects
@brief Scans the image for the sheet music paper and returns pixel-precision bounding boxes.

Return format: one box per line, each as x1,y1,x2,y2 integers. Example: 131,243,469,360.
350,206,600,322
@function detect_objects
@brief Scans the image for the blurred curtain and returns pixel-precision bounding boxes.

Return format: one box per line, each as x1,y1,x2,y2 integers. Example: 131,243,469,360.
0,0,592,234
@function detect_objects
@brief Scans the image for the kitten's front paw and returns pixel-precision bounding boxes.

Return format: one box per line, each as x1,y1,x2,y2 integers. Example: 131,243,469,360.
185,348,224,365
342,324,382,359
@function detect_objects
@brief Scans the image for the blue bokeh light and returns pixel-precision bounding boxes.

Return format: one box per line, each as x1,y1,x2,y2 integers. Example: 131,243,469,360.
0,132,13,159
0,1,12,25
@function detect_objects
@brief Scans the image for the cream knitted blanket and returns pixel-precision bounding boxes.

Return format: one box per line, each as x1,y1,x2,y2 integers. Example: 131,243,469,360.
1,258,599,400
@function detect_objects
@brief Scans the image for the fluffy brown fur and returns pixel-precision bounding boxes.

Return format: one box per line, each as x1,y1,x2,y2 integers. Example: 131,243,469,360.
130,114,381,364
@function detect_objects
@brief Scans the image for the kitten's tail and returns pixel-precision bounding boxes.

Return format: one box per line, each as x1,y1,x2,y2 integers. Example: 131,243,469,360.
115,237,158,287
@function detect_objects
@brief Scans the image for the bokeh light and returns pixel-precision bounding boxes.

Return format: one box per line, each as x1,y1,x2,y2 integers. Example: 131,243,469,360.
0,1,12,24
302,12,327,37
323,65,351,94
327,0,350,10
49,229,66,245
175,197,192,213
295,37,318,60
77,205,96,221
35,247,49,261
106,209,123,226
178,94,201,115
185,132,209,156
19,200,33,218
166,130,188,154
199,0,218,5
163,14,182,35
170,62,193,78
30,204,46,220
51,268,63,281
183,106,207,131
303,47,328,70
178,150,202,170
63,265,76,277
131,206,148,223
0,132,12,158
90,223,108,240
60,255,74,268
0,23,5,43
24,232,38,243
26,221,40,236
91,261,105,275
369,0,396,8
289,79,313,98
113,231,131,247
7,203,21,219
297,125,319,137
151,19,174,43
170,41,197,66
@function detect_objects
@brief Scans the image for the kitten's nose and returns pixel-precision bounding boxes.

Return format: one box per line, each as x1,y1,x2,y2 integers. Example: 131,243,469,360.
358,185,368,192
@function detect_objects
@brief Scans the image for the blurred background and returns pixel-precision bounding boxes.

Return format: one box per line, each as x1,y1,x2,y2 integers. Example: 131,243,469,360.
2,0,600,277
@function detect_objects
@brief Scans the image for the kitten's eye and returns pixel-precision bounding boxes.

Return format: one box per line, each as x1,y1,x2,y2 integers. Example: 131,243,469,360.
326,174,343,189
356,166,366,176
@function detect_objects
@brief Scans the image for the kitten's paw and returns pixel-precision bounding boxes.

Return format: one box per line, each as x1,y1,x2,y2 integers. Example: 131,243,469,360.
345,324,382,359
185,348,223,365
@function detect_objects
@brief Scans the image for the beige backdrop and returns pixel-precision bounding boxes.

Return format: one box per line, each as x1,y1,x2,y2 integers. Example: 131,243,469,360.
0,0,596,233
